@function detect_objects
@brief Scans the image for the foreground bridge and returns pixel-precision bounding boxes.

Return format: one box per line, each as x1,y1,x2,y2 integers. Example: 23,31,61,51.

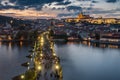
12,31,63,80
34,31,63,80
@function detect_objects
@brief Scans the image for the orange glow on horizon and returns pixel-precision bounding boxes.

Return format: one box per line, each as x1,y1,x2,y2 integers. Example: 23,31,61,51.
0,9,57,19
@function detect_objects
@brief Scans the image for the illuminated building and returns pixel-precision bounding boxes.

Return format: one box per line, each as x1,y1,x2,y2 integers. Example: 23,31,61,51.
65,13,120,24
55,23,64,27
89,18,118,24
100,33,120,42
8,35,12,40
65,13,92,23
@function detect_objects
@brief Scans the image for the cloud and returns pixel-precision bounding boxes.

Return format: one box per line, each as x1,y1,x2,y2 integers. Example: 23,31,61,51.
55,1,71,5
92,0,99,3
0,0,64,10
0,9,57,19
0,0,15,6
67,6,82,11
0,5,25,10
106,0,119,3
9,0,64,5
89,7,120,18
58,13,73,17
77,0,91,1
0,0,119,18
57,11,80,18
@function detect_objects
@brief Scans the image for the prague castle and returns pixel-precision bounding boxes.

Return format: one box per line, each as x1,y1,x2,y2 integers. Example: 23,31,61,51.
65,13,120,24
65,13,91,23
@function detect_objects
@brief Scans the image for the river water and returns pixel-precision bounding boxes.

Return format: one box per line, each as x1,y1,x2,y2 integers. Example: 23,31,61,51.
55,42,120,80
0,42,31,80
0,41,120,80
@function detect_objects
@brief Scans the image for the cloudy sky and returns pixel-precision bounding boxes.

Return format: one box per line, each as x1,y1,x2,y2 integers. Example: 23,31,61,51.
0,0,119,19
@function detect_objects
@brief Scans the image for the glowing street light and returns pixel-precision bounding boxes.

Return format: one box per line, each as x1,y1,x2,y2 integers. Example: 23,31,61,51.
38,36,40,40
27,62,30,65
40,37,44,43
37,66,42,70
21,75,25,79
40,54,43,57
28,66,30,70
55,61,58,64
53,53,56,56
55,65,59,70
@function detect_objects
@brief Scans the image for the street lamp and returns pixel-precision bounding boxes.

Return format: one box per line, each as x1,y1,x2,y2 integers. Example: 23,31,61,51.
37,65,42,71
21,75,25,79
55,64,59,70
40,37,44,43
40,54,43,57
53,53,56,56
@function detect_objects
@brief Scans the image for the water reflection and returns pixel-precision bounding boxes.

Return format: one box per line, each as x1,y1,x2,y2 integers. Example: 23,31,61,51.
67,41,120,49
0,41,31,80
0,41,2,47
92,43,120,49
20,41,23,47
55,42,120,80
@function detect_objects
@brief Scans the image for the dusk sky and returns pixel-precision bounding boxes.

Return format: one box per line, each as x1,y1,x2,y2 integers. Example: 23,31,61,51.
0,0,119,19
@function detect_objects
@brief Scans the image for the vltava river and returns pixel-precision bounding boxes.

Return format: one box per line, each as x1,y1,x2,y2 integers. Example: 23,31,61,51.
55,42,120,80
0,42,31,80
0,41,120,80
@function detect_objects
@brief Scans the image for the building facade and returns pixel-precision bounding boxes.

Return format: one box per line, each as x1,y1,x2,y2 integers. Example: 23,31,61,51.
65,13,120,24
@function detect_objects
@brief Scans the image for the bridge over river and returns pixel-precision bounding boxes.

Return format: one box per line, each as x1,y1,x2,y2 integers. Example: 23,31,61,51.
13,31,63,80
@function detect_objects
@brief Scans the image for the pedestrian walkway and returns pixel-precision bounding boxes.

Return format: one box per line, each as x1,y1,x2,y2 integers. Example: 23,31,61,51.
34,32,63,80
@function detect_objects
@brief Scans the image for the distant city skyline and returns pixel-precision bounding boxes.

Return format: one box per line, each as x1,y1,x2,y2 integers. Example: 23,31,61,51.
0,0,119,19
